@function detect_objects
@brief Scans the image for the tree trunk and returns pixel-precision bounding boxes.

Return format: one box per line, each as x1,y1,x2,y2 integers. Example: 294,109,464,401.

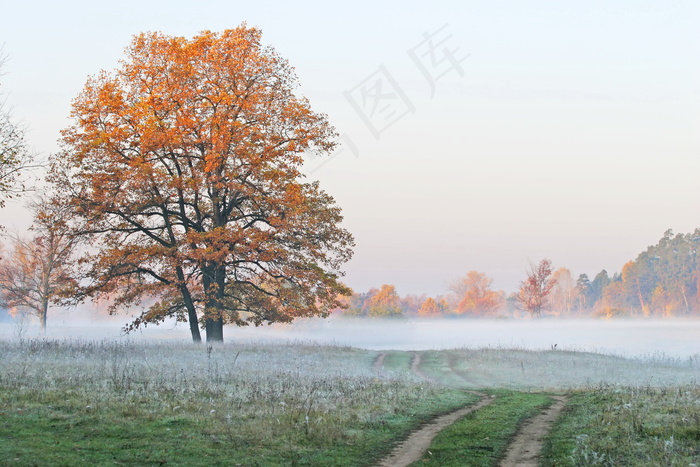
636,279,650,316
187,309,202,342
206,317,224,342
202,264,226,343
40,298,48,333
680,283,690,315
176,266,202,343
183,291,202,343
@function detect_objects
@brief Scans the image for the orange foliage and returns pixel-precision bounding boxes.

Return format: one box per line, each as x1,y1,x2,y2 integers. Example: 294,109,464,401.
450,271,503,316
365,284,403,318
650,285,674,317
418,297,449,317
48,26,353,342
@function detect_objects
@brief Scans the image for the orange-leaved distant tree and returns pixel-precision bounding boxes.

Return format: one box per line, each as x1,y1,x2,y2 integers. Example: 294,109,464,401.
449,271,503,316
0,198,77,331
517,259,556,318
48,27,354,342
365,284,403,318
418,296,449,317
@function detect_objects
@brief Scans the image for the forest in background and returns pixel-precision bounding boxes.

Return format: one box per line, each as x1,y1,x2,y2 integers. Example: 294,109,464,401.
341,229,700,320
3,228,699,325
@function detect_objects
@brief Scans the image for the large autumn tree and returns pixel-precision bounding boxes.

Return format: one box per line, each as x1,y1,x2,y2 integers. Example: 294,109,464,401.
48,27,354,342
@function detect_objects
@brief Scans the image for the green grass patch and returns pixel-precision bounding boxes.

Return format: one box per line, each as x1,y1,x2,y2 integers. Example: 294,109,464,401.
3,338,699,466
380,350,413,372
0,339,474,466
0,386,476,466
417,350,475,388
541,385,700,466
412,391,554,466
423,348,699,390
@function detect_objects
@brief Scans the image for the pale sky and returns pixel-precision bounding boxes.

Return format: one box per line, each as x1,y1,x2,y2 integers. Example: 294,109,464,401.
1,1,698,296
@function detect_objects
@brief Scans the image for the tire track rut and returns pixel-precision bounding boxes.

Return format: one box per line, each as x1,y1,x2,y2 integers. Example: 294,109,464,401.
376,352,494,467
373,352,387,374
499,395,568,467
374,352,567,467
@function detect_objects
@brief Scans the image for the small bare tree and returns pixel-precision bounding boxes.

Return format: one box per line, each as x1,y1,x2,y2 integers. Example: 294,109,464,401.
517,258,557,318
0,52,35,219
0,198,77,331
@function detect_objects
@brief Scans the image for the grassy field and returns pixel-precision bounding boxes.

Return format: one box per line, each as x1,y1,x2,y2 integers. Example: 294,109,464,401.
410,390,554,466
0,339,474,466
414,348,700,466
541,385,700,466
1,337,699,466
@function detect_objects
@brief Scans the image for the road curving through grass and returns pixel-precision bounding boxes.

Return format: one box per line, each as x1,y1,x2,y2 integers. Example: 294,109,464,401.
409,391,555,466
378,351,569,467
377,394,494,467
499,395,568,467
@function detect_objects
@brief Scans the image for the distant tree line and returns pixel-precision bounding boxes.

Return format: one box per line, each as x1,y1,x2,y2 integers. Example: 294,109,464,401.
587,229,700,318
340,230,700,319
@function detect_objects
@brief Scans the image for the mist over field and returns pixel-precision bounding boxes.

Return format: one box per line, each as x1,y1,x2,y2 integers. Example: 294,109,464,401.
1,4,699,464
3,314,699,359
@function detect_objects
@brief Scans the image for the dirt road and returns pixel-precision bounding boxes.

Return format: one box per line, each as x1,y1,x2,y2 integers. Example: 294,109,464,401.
499,395,568,467
374,352,567,467
377,395,494,467
376,352,494,467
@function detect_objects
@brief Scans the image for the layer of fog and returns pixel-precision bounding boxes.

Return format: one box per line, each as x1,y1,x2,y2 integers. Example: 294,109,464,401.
2,312,699,359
